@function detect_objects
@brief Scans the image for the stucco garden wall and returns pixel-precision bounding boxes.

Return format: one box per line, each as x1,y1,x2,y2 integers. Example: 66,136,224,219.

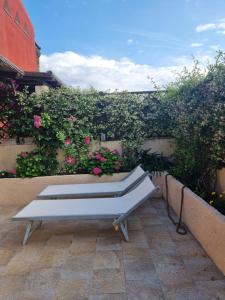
0,138,175,170
216,168,225,194
153,173,225,276
0,173,128,207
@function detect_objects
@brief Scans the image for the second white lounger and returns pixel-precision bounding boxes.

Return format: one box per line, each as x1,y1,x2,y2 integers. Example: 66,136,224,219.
13,176,158,245
37,165,147,199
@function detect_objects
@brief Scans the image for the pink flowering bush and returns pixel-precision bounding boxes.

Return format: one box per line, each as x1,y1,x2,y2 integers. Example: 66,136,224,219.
84,136,91,145
33,115,42,128
84,147,122,176
56,115,93,175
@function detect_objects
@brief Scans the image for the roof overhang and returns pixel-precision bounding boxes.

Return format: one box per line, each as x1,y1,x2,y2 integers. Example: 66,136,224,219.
17,71,63,88
0,55,62,88
0,55,24,77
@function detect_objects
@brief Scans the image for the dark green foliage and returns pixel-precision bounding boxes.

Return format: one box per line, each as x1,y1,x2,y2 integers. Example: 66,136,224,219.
164,52,225,214
139,149,172,173
16,150,58,178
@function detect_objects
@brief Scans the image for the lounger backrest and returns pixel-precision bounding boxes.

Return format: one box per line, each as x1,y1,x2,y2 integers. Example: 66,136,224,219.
119,165,146,194
120,176,157,215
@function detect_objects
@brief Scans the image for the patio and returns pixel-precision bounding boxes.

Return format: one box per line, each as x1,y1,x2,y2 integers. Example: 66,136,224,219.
0,197,224,300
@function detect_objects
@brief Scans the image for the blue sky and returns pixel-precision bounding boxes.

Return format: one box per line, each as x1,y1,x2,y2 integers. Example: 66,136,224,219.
24,0,225,90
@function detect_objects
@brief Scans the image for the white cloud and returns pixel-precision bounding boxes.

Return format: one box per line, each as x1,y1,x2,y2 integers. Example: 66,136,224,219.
40,51,210,91
196,23,217,32
196,21,225,33
209,44,220,50
127,39,133,44
191,43,203,48
217,30,225,35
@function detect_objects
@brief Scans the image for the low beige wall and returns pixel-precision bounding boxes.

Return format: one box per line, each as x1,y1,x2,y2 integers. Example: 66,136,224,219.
153,173,225,276
216,168,225,194
0,173,128,207
0,138,174,170
142,138,175,157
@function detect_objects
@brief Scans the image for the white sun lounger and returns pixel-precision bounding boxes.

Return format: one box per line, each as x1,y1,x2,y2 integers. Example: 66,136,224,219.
13,176,159,245
37,165,147,199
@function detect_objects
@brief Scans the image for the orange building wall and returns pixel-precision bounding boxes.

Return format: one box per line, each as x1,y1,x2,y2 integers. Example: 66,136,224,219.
0,0,37,71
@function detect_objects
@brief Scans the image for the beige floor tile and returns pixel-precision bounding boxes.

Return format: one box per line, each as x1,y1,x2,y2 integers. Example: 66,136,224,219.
94,251,122,270
91,269,126,294
97,236,122,251
127,280,165,300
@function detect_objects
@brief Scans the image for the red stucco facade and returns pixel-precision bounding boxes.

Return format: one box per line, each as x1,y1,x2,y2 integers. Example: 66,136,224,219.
0,0,37,72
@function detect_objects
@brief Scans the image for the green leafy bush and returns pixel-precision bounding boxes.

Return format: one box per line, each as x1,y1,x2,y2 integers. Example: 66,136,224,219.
16,150,58,178
139,149,172,173
161,52,225,201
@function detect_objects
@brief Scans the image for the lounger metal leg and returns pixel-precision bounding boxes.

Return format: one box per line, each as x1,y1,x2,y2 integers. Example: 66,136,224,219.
22,221,42,246
22,221,33,246
120,221,129,241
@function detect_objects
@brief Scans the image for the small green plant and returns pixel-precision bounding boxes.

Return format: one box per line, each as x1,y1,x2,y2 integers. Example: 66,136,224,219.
0,169,17,178
16,150,58,178
208,191,225,215
139,149,172,173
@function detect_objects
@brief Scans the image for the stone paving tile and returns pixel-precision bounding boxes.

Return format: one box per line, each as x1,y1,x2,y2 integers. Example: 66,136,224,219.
150,252,184,267
69,240,96,257
123,246,151,261
96,236,122,251
144,224,172,240
0,248,15,265
94,251,122,270
175,239,207,257
54,278,90,300
91,268,126,294
0,199,224,299
162,283,202,300
155,263,194,288
1,244,44,276
89,294,127,300
126,280,165,300
124,258,159,282
0,275,27,300
126,217,143,231
183,255,224,281
24,268,59,291
121,239,149,250
126,230,147,243
58,256,94,279
196,280,225,300
141,214,163,226
46,234,74,248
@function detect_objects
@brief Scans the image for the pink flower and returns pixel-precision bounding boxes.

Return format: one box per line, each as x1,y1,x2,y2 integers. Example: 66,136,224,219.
68,115,77,123
84,136,91,145
95,153,102,161
100,156,107,163
65,138,71,146
92,167,102,176
34,115,42,128
9,169,16,175
112,149,119,155
20,152,28,158
0,82,6,90
65,156,76,164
